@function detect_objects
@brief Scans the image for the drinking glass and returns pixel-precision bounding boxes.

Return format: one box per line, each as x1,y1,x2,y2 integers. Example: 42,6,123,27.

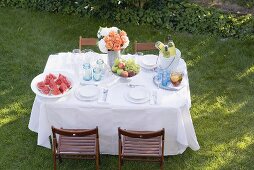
162,70,169,87
96,59,105,75
154,75,162,89
81,49,94,53
83,63,92,81
93,67,102,81
72,49,81,54
170,72,183,86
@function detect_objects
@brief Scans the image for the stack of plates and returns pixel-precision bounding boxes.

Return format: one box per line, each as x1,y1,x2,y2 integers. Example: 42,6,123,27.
75,85,99,101
140,55,158,70
124,86,150,104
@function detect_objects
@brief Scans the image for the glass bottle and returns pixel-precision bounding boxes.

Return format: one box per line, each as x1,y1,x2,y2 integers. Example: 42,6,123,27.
163,45,170,58
83,63,92,81
155,41,165,53
96,59,105,75
93,67,102,81
167,35,176,57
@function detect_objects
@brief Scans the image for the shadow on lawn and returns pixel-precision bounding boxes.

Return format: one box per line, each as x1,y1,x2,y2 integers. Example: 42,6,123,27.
179,36,254,169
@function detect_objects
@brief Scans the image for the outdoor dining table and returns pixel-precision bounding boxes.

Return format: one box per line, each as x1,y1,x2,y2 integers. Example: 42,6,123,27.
28,52,200,155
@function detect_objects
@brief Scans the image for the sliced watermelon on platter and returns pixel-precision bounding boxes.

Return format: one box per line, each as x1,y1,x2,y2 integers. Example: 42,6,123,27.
59,82,68,93
33,72,72,97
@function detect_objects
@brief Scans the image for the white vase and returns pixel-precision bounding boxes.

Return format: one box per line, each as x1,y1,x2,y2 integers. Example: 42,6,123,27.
107,50,120,67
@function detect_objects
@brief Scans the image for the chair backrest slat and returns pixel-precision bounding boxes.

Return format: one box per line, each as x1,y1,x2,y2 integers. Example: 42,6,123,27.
79,36,97,50
52,126,98,137
134,42,157,53
118,128,164,139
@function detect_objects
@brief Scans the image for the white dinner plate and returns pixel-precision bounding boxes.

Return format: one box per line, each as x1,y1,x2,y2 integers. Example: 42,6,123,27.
124,92,150,104
74,87,99,101
139,55,158,70
128,86,149,100
142,55,158,67
30,71,75,99
78,85,99,98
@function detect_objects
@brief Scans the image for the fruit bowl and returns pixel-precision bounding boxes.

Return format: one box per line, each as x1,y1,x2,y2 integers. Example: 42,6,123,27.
111,58,140,78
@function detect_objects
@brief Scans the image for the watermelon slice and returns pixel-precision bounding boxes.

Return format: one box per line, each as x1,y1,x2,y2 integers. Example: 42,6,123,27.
59,74,67,79
49,79,57,89
41,86,50,95
58,75,71,88
55,78,62,85
51,86,61,95
59,82,68,93
48,73,57,79
44,77,50,85
37,81,45,90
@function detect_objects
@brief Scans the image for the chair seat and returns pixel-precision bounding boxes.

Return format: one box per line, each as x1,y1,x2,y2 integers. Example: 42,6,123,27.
58,135,96,155
122,136,162,157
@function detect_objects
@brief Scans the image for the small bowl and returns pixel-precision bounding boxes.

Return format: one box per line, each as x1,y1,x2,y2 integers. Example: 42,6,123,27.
170,72,183,87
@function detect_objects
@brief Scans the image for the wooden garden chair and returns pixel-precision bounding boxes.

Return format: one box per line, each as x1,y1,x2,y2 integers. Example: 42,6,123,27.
51,126,100,170
118,127,165,170
79,36,97,51
134,41,157,53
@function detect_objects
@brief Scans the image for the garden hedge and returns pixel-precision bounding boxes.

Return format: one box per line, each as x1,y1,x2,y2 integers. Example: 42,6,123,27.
0,0,253,38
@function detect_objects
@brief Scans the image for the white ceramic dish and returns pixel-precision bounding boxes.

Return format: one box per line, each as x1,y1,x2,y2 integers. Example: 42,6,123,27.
142,55,158,67
31,71,75,99
79,85,99,98
124,92,149,104
74,86,99,101
129,86,149,100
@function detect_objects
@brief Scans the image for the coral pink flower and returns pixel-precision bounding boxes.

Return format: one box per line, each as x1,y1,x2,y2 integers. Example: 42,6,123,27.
109,31,116,37
120,30,127,37
114,36,122,45
113,43,121,51
104,36,111,43
121,36,128,43
106,41,114,50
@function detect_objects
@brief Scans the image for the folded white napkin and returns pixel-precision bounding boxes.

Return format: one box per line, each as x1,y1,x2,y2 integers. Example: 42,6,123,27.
150,90,158,105
97,88,109,104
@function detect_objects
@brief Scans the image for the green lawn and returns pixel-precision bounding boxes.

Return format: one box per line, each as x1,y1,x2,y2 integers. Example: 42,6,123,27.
0,7,254,170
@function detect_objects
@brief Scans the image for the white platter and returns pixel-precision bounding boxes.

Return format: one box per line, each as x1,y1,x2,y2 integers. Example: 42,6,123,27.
31,71,75,99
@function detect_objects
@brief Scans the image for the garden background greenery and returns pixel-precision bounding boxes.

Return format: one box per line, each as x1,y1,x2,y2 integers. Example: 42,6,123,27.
0,0,253,169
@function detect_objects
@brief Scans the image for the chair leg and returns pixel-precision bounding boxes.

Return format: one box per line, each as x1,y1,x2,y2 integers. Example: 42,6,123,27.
160,158,164,170
96,154,99,170
118,156,122,170
59,155,62,163
53,155,57,170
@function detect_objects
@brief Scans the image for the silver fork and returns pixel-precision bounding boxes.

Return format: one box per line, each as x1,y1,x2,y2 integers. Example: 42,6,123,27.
153,91,157,104
127,83,144,88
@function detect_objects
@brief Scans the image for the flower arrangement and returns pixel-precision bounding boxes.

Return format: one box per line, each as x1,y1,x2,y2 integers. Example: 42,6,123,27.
97,27,129,53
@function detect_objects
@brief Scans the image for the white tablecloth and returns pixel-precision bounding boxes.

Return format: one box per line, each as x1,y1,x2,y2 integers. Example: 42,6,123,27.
29,52,200,155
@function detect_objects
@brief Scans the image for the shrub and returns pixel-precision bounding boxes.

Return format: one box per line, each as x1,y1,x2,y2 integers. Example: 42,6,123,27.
0,0,253,38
